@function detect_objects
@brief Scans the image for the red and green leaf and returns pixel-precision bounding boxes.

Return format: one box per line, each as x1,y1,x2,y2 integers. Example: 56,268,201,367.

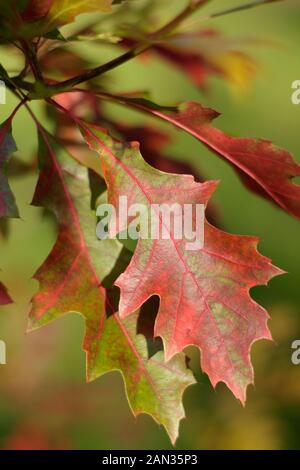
0,0,294,445
79,120,282,403
29,129,195,443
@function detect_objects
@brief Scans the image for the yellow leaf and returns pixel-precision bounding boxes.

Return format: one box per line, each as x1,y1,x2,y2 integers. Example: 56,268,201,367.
46,0,113,30
212,52,260,95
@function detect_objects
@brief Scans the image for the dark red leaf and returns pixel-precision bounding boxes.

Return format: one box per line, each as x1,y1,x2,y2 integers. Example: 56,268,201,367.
108,96,300,219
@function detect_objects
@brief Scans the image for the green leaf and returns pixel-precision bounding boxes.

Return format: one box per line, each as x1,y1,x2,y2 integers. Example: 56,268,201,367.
94,310,195,445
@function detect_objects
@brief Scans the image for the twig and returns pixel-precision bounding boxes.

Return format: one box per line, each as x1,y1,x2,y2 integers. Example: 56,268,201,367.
47,0,212,91
1,0,285,98
201,0,283,21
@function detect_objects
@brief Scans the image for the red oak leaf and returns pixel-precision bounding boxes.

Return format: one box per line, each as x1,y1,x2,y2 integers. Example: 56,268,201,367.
29,126,107,356
78,119,283,403
105,96,300,219
29,126,195,443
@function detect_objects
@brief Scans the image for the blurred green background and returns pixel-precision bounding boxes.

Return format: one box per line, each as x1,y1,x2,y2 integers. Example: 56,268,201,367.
0,0,300,450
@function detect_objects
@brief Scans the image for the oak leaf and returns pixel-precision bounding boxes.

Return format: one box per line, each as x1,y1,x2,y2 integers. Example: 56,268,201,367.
29,128,195,443
80,120,283,403
109,96,300,219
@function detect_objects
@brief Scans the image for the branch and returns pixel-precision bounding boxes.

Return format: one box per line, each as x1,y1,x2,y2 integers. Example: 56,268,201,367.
0,73,32,95
20,40,44,83
2,0,285,98
203,0,284,20
47,0,211,92
46,0,284,93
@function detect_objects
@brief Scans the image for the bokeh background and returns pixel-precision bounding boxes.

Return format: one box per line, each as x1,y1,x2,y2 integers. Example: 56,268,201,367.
0,0,300,450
